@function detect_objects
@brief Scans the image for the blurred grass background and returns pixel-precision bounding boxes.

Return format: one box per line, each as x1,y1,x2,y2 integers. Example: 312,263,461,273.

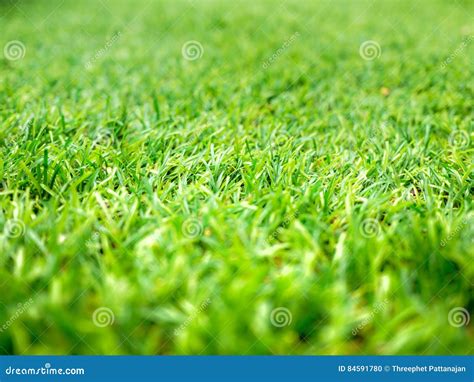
0,0,473,354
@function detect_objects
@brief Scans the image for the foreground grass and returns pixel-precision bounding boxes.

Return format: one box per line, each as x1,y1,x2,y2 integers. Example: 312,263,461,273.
0,0,472,355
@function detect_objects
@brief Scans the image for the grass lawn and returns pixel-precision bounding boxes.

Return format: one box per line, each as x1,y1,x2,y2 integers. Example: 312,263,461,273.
0,0,473,355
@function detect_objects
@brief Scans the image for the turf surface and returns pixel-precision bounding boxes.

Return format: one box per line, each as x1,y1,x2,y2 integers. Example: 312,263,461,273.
0,0,473,355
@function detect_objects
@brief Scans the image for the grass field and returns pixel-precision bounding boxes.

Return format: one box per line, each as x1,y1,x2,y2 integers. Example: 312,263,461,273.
0,0,473,355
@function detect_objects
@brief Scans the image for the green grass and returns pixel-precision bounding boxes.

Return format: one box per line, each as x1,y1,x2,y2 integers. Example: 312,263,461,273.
0,0,473,355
